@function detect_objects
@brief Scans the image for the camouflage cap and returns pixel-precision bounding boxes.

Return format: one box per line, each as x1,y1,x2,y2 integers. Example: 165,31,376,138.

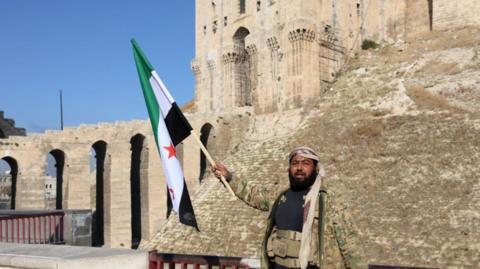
288,146,319,162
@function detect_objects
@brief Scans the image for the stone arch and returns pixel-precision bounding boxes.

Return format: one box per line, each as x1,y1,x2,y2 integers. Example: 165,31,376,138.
198,123,215,183
129,133,149,249
233,27,252,107
233,27,250,48
0,156,18,209
47,149,65,210
91,140,109,247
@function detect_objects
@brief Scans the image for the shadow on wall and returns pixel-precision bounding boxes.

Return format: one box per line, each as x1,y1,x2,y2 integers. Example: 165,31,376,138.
47,150,65,210
91,140,107,247
198,123,214,184
130,134,146,250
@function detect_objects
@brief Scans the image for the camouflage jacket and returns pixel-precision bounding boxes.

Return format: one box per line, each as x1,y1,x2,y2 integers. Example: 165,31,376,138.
228,176,367,269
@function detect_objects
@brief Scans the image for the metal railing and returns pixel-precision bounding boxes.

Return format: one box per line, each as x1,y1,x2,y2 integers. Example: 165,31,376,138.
0,210,65,244
148,252,441,269
368,264,439,269
149,252,257,269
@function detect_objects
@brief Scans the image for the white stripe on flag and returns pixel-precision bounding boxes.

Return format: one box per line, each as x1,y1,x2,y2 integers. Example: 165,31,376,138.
149,73,185,213
150,71,174,118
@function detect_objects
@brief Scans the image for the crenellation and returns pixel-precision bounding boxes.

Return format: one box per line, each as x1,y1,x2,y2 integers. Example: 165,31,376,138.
287,28,316,42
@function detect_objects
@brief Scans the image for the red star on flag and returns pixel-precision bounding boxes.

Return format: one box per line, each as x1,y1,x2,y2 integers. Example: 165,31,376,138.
163,143,177,159
168,187,175,201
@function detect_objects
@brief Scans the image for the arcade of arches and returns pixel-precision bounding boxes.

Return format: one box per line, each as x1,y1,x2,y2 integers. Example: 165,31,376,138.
0,113,237,249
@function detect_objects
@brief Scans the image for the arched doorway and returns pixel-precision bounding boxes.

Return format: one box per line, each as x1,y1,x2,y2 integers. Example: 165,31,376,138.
46,149,65,210
199,123,214,183
233,27,252,106
233,27,250,48
130,134,147,249
0,157,18,209
91,141,108,247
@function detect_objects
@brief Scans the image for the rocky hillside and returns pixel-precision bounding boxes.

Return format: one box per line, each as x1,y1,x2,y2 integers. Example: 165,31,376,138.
144,27,480,268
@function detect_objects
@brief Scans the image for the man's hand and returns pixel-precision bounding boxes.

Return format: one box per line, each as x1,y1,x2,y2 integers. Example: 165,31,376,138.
211,162,231,181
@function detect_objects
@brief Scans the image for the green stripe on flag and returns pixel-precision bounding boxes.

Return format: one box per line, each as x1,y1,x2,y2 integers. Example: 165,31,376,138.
131,39,160,145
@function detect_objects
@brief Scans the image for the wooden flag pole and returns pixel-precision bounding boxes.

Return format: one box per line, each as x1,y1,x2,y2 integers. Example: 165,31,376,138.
190,130,236,197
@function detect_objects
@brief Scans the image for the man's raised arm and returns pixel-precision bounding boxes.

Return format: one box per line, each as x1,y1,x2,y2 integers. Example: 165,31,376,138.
212,162,272,211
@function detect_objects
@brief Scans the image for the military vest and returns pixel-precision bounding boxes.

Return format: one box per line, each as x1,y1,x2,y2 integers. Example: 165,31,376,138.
262,188,328,268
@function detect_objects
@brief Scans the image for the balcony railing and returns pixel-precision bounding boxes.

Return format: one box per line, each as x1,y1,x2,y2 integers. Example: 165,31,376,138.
148,252,439,269
149,252,258,269
0,210,65,244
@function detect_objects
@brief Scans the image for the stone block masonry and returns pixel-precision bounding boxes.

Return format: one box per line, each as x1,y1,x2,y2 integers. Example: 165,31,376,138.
433,0,480,30
0,114,240,250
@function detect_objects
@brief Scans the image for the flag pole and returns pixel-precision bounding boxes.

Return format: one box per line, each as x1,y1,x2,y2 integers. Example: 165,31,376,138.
189,130,236,197
59,90,64,131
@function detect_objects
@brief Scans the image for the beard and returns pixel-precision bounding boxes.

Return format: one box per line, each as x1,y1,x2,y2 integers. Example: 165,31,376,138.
289,170,318,191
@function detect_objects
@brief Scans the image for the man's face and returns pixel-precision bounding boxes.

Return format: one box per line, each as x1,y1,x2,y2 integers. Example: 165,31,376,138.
289,155,315,183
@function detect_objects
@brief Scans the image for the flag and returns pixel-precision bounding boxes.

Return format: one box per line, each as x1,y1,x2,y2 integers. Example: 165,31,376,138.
131,38,198,229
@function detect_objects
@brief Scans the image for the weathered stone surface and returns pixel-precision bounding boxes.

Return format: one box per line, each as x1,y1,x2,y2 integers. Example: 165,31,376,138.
0,121,164,248
0,112,251,250
192,0,479,116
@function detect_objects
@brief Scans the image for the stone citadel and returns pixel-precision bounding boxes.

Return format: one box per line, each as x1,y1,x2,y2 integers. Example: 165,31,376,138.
1,0,479,268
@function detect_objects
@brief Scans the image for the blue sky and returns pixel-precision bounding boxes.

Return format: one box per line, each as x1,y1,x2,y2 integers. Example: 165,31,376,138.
0,0,195,133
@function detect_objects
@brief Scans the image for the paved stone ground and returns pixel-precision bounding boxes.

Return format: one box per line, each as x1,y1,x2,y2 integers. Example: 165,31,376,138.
0,243,148,269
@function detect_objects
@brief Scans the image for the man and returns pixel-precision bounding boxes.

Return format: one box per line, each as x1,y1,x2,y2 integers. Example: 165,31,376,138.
213,146,365,269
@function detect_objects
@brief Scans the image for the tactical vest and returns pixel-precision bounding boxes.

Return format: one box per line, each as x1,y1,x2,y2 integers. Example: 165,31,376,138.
262,189,327,269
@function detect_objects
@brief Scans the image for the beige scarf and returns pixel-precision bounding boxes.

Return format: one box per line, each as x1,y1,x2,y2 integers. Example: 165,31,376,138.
299,164,325,269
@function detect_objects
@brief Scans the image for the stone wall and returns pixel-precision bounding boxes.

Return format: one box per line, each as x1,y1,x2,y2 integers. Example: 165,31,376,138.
192,0,439,116
192,0,480,116
63,209,93,246
0,121,163,248
404,0,432,38
433,0,480,30
0,109,245,249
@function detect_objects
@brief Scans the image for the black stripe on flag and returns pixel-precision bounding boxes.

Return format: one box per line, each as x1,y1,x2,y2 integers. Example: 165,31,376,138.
178,180,198,230
165,102,193,146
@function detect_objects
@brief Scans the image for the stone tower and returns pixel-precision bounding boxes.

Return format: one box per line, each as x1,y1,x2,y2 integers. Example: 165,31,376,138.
191,0,431,114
